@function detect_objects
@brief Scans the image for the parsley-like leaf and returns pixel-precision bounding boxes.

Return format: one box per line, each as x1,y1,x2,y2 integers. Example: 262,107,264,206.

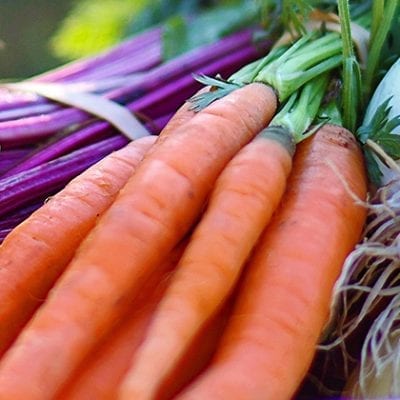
189,74,243,111
358,97,400,159
357,97,400,184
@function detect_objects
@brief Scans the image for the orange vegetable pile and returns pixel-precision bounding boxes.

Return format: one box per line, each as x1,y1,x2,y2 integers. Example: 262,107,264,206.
0,82,368,400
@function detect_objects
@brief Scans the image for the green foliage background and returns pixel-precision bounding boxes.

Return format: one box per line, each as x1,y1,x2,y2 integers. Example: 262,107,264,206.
0,0,74,79
50,0,255,61
0,0,255,79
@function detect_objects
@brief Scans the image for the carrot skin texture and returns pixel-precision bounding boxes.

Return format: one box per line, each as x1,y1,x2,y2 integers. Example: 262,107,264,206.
0,83,277,400
0,135,156,355
119,130,294,400
176,125,368,400
55,243,185,400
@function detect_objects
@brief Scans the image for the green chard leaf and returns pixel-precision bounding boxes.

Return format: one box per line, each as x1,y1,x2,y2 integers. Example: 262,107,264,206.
363,148,384,186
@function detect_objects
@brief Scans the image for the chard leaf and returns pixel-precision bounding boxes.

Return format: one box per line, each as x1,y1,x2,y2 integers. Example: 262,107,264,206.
364,148,383,186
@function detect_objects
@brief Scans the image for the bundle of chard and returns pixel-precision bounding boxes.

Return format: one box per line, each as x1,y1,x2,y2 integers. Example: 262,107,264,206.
0,1,392,399
0,25,265,243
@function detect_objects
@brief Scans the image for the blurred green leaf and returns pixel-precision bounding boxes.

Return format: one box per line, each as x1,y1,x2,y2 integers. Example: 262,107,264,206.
50,0,255,62
50,0,149,61
124,0,204,35
162,2,259,60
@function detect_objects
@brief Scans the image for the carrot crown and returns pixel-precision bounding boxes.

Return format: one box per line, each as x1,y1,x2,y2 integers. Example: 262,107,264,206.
253,31,342,101
189,30,342,111
268,72,329,143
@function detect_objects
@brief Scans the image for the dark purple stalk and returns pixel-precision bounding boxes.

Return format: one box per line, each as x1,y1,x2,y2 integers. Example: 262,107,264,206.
0,30,258,146
35,27,162,83
0,229,12,243
0,148,32,160
0,202,42,230
0,149,33,175
0,135,129,218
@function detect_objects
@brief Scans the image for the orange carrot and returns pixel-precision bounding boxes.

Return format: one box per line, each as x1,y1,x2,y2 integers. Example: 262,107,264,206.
175,124,368,400
0,135,156,355
119,126,295,400
56,257,229,400
0,83,277,400
55,242,186,400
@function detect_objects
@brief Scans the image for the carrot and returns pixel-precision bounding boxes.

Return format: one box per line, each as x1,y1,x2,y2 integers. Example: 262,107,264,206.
55,242,186,400
56,260,229,400
0,83,277,400
175,124,368,400
118,125,295,400
0,135,156,355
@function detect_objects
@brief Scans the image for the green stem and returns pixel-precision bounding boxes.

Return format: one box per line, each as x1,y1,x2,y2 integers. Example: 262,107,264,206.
269,73,329,142
254,32,342,101
364,0,399,101
370,0,384,39
228,46,288,84
338,0,361,132
338,0,354,61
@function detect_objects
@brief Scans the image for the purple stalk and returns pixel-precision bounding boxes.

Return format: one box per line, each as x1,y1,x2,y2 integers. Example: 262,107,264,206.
0,103,60,122
68,44,161,82
0,29,162,113
2,43,260,174
35,27,162,83
0,135,129,218
3,112,172,177
108,29,255,103
0,202,42,230
126,45,262,118
0,73,151,122
0,89,42,112
0,229,12,243
0,149,32,175
0,30,258,146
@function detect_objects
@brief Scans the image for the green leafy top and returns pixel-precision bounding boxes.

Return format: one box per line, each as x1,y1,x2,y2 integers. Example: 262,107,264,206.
189,75,244,112
188,29,341,111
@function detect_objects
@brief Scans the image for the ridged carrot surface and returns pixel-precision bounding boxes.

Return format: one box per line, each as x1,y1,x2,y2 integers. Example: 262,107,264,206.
119,127,295,400
0,135,156,355
176,125,368,400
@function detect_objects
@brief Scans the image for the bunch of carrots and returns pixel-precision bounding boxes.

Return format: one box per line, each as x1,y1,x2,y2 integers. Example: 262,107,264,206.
1,0,399,399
